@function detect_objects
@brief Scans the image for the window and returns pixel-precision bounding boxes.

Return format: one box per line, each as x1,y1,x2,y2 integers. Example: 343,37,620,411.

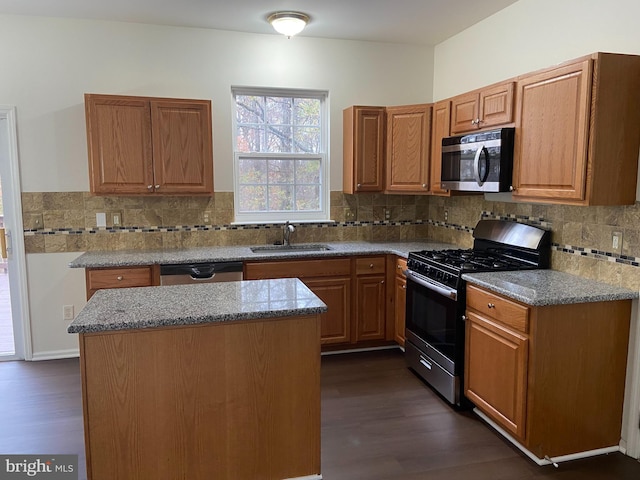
232,87,328,223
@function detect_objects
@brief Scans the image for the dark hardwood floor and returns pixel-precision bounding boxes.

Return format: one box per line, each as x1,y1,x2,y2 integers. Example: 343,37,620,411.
1,349,640,479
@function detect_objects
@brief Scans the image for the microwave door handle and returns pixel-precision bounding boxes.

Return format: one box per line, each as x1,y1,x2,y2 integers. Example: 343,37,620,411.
473,145,489,186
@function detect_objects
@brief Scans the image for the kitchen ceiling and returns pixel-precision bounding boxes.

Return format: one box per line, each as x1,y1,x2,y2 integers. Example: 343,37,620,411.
0,0,519,45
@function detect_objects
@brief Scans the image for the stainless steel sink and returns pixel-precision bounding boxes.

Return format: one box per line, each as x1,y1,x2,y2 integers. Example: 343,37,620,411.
250,244,333,253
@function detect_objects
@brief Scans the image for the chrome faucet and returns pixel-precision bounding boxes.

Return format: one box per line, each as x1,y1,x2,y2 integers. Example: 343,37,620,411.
283,221,295,246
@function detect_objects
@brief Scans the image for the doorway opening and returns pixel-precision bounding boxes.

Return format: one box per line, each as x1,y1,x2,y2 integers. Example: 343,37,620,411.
0,106,31,361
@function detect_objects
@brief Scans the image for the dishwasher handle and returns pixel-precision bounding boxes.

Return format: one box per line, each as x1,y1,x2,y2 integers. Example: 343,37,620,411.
160,262,243,279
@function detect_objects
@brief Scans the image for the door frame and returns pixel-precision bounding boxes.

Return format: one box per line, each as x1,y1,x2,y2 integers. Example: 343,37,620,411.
0,106,32,360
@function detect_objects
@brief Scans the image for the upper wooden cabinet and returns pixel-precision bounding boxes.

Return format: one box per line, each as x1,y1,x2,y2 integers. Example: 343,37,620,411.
512,53,640,205
429,100,452,196
450,82,514,134
343,106,385,193
385,104,432,193
85,94,213,195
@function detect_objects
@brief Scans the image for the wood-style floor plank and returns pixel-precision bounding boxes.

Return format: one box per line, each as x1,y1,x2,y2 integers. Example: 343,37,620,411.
1,350,640,479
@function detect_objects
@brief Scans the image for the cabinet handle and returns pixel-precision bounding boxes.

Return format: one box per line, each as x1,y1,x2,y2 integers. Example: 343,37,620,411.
397,264,402,269
509,185,516,192
147,185,153,190
422,184,427,188
401,284,406,290
369,263,374,268
155,185,160,189
117,276,123,281
381,280,385,284
487,303,495,309
462,315,467,321
357,183,362,189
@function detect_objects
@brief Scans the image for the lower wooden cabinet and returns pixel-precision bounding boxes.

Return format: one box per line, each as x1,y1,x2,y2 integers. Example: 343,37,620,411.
465,284,632,459
245,256,390,349
85,265,158,299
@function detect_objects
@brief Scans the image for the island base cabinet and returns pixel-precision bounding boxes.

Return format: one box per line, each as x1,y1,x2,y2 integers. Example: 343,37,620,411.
465,284,632,460
79,316,321,480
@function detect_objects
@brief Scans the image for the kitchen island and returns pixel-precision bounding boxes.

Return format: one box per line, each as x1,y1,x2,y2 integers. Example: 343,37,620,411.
68,278,327,480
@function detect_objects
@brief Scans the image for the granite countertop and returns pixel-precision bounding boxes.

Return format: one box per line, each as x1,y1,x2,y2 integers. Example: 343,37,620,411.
68,240,458,268
67,278,327,334
462,270,639,306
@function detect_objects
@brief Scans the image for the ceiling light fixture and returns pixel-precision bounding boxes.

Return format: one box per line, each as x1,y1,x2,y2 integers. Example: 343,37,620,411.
267,11,310,38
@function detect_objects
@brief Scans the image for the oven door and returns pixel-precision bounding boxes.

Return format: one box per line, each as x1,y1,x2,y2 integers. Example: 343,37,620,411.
404,270,463,374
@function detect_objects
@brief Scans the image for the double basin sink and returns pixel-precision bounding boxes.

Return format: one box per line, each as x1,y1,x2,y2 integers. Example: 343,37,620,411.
250,244,333,253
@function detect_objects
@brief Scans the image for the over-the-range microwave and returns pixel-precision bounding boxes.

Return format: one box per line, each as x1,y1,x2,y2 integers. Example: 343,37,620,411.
440,127,514,193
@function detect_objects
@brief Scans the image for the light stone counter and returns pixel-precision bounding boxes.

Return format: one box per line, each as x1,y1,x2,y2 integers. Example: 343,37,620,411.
67,278,327,333
68,240,457,268
462,270,639,306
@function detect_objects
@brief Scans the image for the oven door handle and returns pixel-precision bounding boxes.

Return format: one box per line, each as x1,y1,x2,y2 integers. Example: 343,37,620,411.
404,270,458,301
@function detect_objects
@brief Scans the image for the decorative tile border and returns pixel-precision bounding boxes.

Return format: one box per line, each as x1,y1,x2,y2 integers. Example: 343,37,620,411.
552,244,640,268
481,211,553,229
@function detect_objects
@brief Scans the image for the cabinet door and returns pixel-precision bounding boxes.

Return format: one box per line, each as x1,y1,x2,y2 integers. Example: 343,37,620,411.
355,274,386,341
465,311,528,440
85,95,154,194
394,275,407,346
450,92,479,134
151,100,213,195
479,82,514,129
429,100,451,196
512,60,592,202
304,277,351,345
346,107,385,193
385,105,431,193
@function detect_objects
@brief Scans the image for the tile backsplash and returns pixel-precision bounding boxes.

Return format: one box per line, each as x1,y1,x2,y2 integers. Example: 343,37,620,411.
22,191,640,290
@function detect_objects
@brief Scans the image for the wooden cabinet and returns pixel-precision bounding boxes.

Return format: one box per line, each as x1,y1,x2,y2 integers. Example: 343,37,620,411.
85,94,213,195
465,284,632,459
244,258,352,346
450,82,514,134
354,257,386,342
390,256,407,346
512,53,640,205
385,104,432,193
85,265,158,299
429,100,452,196
343,106,385,193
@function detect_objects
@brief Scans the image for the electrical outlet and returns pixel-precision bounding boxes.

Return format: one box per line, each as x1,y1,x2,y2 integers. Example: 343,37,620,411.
28,213,44,230
96,212,106,227
203,211,212,224
444,210,449,222
384,208,391,221
612,231,623,253
111,211,122,226
63,305,74,321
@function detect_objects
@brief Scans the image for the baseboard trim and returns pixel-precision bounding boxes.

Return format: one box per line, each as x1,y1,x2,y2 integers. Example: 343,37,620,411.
283,475,322,480
473,408,621,466
30,349,80,361
321,345,400,356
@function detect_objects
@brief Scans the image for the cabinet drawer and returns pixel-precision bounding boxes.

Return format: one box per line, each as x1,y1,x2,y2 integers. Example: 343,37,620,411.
466,285,529,333
355,256,386,275
395,257,407,276
87,267,154,291
244,258,351,280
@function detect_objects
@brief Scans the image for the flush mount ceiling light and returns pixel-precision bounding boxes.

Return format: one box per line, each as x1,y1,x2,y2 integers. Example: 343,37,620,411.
267,11,310,38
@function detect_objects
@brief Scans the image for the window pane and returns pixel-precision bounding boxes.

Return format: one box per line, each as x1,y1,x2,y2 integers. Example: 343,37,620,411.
237,126,264,153
236,95,265,124
266,97,292,125
269,185,293,211
268,159,294,184
294,127,321,153
239,185,267,212
296,185,320,211
266,126,293,153
238,159,267,184
295,159,321,184
294,98,320,126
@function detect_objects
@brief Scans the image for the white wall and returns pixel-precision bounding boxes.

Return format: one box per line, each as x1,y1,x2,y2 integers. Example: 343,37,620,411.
433,0,640,99
0,14,434,357
0,14,434,194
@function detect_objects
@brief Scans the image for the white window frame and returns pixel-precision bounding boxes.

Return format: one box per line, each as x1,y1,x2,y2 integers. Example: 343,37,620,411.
232,87,329,224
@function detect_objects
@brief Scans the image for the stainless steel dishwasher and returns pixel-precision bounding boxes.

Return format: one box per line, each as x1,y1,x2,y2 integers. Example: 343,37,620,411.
159,261,243,285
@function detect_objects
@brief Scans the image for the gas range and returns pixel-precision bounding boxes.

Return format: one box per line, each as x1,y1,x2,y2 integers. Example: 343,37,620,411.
403,219,550,407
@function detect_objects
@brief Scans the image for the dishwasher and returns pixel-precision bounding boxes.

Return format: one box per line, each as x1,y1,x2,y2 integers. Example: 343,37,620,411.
160,261,243,285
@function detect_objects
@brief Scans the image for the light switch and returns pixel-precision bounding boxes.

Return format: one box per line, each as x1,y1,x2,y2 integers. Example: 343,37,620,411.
96,212,106,227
